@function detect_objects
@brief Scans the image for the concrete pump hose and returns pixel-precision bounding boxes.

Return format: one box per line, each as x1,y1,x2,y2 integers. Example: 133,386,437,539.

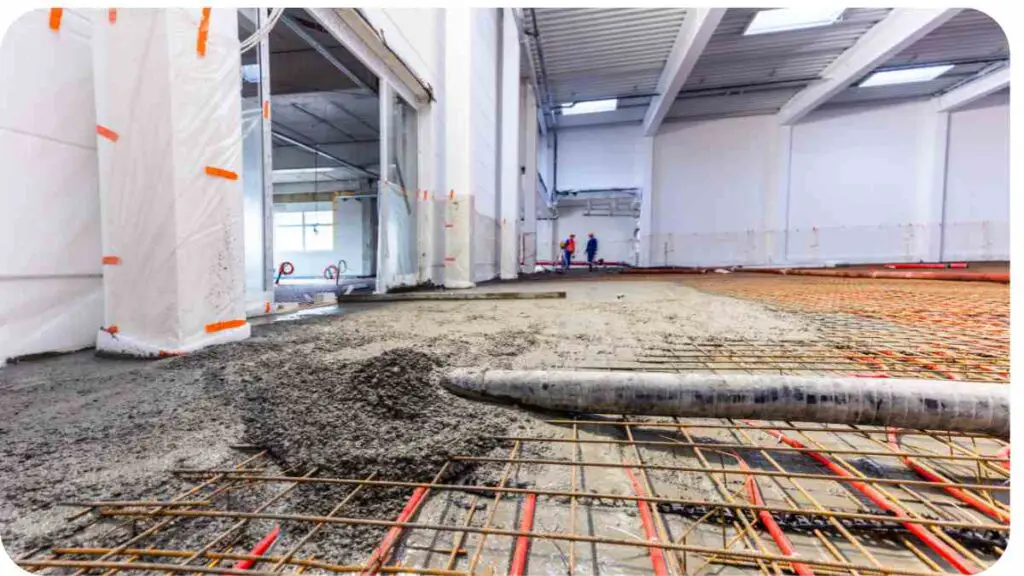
442,369,1010,438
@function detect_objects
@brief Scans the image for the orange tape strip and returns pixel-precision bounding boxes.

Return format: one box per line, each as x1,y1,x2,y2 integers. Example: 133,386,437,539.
263,100,270,119
102,255,121,265
264,302,271,314
108,8,117,24
196,7,212,57
103,325,119,335
49,8,63,31
96,125,119,142
205,166,238,180
205,319,246,334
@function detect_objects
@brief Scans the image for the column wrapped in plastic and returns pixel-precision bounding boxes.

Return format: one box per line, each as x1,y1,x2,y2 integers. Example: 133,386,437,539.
92,9,248,356
378,180,418,290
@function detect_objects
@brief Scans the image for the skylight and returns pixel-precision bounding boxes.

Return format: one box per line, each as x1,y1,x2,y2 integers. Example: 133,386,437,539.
858,65,955,87
561,99,617,116
743,8,844,36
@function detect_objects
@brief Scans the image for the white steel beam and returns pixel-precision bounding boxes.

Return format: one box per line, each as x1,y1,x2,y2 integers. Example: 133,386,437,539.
777,8,961,125
936,66,1010,112
641,8,725,137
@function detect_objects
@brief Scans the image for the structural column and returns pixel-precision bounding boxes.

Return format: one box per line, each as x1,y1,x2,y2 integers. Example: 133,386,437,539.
93,8,248,356
636,136,655,267
499,8,522,280
442,7,475,288
916,103,950,262
520,84,539,272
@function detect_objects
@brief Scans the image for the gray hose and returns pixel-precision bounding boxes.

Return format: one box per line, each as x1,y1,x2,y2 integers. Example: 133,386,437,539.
442,369,1010,437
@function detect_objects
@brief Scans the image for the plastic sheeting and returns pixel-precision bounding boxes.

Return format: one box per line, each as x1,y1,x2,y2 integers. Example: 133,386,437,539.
92,9,249,356
377,180,418,290
0,9,104,362
443,192,474,289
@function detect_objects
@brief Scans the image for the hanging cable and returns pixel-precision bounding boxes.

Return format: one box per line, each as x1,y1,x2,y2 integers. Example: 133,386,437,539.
240,7,285,55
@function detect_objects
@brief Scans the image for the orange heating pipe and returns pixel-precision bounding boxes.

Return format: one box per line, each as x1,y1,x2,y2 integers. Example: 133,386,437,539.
746,423,979,575
887,429,1009,523
361,487,428,575
624,468,669,576
508,493,538,576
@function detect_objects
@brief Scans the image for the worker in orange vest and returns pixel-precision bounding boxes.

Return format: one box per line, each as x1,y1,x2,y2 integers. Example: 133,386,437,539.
563,234,576,272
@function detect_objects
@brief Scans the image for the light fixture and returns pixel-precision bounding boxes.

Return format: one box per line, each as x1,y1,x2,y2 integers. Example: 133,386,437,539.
858,64,955,87
272,167,336,175
561,99,618,116
743,8,844,36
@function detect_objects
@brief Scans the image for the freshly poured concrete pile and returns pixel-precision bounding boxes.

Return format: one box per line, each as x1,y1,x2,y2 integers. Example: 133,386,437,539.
224,348,524,479
205,348,530,559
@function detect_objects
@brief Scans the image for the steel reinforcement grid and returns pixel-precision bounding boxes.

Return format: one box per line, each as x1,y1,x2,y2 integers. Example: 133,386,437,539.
15,275,1010,575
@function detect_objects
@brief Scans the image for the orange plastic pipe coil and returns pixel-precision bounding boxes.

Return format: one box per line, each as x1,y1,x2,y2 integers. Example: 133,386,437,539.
746,423,979,574
625,468,669,576
509,493,538,576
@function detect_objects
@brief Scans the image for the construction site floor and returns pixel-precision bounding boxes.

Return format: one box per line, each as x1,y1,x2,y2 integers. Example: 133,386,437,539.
0,275,1009,574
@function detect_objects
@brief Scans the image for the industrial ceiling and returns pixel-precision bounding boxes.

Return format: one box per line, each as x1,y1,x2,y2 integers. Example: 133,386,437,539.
521,7,1009,129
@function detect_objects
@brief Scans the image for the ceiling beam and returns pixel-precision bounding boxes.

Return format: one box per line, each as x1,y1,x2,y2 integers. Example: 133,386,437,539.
936,65,1009,112
777,8,961,125
641,8,726,137
280,13,376,94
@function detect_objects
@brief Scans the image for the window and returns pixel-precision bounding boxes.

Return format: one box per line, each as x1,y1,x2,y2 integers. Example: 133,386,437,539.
274,210,333,252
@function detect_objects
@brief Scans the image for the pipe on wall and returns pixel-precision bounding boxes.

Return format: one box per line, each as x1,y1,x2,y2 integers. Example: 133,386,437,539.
442,369,1010,437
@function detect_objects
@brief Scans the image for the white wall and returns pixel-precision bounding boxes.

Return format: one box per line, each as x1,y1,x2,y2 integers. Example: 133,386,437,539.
652,115,779,266
788,100,933,264
554,206,637,264
1,9,103,362
942,90,1009,261
646,97,1009,267
557,124,646,191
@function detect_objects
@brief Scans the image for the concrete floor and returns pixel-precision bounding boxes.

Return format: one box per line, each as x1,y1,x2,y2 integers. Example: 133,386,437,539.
0,278,1008,573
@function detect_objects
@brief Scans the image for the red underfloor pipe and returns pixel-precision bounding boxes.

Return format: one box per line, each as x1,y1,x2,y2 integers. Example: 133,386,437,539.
361,486,429,575
884,263,969,270
234,525,280,570
532,260,631,267
997,446,1010,471
509,493,538,576
624,468,670,576
734,457,815,576
746,423,979,575
886,429,1009,523
743,268,1008,284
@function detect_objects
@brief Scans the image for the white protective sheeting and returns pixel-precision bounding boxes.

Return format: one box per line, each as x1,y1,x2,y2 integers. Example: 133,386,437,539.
92,8,249,356
378,181,418,289
0,9,104,362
